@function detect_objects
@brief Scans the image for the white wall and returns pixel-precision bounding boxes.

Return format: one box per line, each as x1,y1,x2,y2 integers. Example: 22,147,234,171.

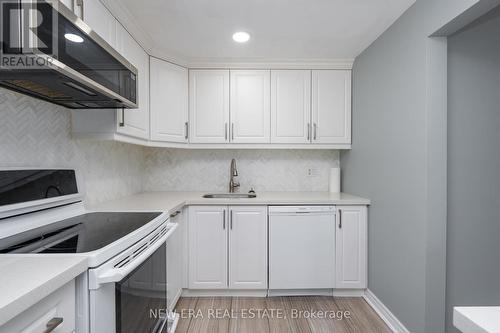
144,148,339,192
0,89,146,206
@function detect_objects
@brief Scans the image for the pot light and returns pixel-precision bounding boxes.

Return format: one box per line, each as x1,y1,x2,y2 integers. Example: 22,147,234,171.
64,33,84,43
232,31,250,43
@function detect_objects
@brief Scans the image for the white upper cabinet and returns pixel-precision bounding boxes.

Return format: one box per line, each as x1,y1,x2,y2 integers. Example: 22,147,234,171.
82,0,116,48
271,70,311,144
59,0,75,12
335,206,367,289
228,206,268,289
115,23,150,139
230,70,271,143
150,58,188,143
189,70,230,143
311,70,351,144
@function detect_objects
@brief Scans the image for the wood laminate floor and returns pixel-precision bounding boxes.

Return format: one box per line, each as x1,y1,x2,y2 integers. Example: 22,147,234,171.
174,296,391,333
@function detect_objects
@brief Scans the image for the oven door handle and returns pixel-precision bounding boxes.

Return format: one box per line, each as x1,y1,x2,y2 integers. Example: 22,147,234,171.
92,223,178,288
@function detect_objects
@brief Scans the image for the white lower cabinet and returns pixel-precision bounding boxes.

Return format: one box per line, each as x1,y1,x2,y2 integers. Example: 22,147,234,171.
335,206,367,289
1,280,75,333
188,206,228,289
188,206,268,290
229,206,268,289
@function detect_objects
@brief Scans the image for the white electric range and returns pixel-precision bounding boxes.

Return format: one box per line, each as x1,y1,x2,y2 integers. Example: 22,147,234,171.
0,168,179,333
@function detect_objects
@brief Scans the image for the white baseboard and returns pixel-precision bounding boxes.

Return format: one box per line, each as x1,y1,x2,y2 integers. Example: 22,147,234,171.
363,289,410,333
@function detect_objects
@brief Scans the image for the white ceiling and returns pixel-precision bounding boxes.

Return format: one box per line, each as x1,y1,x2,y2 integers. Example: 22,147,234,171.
114,0,416,63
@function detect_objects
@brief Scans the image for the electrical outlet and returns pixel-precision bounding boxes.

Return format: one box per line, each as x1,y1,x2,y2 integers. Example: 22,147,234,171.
307,168,319,177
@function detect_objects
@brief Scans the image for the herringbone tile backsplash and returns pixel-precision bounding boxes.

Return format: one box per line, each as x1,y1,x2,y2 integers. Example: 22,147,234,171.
144,148,339,192
0,89,145,206
1,88,339,202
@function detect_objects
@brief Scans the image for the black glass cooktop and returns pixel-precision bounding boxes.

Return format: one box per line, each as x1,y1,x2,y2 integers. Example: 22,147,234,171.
0,212,162,254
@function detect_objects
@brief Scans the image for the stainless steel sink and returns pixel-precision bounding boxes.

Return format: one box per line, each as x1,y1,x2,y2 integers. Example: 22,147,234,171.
202,193,257,199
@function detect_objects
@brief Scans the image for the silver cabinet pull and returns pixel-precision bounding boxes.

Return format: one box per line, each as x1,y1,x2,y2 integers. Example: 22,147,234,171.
223,210,226,229
119,108,125,127
169,210,181,218
307,123,311,141
225,123,228,141
231,123,235,141
313,123,317,140
230,210,233,230
338,209,342,229
44,317,63,333
185,122,189,140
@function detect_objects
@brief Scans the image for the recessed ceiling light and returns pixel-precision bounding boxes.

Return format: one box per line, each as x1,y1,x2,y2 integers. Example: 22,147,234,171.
64,33,84,43
232,31,250,43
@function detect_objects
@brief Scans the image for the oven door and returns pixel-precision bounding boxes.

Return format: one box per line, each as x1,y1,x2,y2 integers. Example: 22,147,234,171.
116,242,167,333
88,223,178,333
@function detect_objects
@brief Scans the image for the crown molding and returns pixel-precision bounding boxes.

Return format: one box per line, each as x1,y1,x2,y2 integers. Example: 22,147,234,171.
185,58,354,70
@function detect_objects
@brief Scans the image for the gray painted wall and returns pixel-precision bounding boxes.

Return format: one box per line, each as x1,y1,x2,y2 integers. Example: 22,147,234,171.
341,0,485,332
447,7,500,333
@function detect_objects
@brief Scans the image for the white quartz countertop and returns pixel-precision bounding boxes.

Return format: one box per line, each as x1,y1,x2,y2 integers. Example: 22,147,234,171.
89,191,371,214
454,307,500,333
0,255,88,326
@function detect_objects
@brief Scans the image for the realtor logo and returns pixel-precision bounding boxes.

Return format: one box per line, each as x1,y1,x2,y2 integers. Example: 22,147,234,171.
0,0,58,69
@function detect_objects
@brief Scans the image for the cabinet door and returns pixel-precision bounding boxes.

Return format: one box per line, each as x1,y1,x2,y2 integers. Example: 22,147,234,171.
228,206,268,289
167,213,183,310
82,0,116,48
188,206,228,289
59,0,74,12
230,70,271,143
1,280,75,333
271,70,311,144
115,24,150,139
312,70,351,144
335,206,367,289
189,70,230,143
150,58,188,143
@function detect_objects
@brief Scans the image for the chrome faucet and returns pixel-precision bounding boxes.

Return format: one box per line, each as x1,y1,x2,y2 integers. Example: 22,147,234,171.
229,159,240,193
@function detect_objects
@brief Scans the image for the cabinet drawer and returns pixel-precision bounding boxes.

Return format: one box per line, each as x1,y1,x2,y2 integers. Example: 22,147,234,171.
1,280,76,333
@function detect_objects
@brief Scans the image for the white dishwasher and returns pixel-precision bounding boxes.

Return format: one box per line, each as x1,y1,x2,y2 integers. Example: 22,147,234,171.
268,206,336,290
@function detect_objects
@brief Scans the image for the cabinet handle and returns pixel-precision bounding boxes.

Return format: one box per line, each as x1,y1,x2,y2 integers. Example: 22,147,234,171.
185,122,189,140
338,209,342,229
313,123,317,140
230,210,233,230
231,123,235,141
169,210,180,218
307,123,311,141
225,123,228,141
44,317,63,333
223,210,226,229
119,108,125,127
